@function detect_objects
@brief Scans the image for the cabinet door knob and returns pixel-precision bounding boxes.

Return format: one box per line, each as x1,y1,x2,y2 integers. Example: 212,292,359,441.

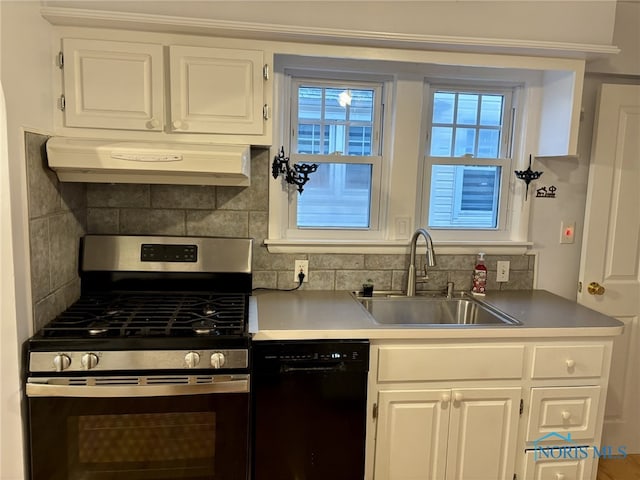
441,393,451,404
146,118,160,129
453,392,464,403
561,410,572,420
172,120,188,130
566,359,576,368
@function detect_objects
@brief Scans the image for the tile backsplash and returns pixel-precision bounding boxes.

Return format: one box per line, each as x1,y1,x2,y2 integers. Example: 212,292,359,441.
26,132,86,331
26,136,533,329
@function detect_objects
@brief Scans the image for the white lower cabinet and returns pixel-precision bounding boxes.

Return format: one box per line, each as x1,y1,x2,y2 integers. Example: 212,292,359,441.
373,386,521,479
522,451,595,480
374,389,449,479
367,340,614,480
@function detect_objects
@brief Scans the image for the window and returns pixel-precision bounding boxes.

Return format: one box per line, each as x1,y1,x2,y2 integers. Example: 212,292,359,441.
287,78,384,233
423,85,515,230
268,55,543,253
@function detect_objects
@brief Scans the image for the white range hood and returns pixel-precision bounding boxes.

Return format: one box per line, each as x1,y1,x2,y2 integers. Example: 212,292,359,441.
46,137,251,186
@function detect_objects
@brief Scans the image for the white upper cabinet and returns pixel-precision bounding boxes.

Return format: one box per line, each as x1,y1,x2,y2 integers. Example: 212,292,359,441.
61,39,164,131
59,38,271,143
169,45,266,135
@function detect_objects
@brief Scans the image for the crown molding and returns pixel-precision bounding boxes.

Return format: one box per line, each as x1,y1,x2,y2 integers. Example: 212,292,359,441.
41,7,620,60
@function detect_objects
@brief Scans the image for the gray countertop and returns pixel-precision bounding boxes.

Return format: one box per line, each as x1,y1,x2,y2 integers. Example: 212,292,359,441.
250,289,623,341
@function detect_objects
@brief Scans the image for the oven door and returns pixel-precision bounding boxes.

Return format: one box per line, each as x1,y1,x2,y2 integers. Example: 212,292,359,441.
26,375,249,480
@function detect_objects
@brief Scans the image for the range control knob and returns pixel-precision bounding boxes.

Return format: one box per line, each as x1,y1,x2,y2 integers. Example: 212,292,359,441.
210,352,226,369
53,354,71,372
81,353,99,370
185,351,201,368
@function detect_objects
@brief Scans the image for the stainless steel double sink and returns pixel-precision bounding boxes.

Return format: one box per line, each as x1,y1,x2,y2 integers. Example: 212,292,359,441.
353,293,520,327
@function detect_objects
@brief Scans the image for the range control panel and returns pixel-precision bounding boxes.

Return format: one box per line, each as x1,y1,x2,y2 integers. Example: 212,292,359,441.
141,244,198,262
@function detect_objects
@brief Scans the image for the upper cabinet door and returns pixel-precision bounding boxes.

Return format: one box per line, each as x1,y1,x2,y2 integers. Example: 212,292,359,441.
169,45,265,135
62,39,164,131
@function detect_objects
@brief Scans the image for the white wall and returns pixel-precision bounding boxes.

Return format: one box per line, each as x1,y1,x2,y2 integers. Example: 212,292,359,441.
587,0,640,76
530,0,639,300
0,1,54,478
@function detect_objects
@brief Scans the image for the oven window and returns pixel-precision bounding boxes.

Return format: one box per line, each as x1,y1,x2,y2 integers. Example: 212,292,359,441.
28,394,248,480
74,412,216,464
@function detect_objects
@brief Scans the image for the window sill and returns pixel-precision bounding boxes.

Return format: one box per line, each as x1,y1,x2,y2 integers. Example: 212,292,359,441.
264,238,533,255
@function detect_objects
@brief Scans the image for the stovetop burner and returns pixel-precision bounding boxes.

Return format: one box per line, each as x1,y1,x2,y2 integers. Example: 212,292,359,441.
39,292,247,339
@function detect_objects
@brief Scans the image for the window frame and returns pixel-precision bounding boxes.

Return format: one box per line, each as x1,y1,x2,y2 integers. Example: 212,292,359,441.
280,73,389,240
418,81,521,240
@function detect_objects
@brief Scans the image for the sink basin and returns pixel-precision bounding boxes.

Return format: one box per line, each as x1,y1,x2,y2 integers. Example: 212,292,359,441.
356,296,520,327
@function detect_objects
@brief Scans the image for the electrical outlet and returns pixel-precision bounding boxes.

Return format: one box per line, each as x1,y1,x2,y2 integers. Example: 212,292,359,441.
294,260,309,282
496,260,510,282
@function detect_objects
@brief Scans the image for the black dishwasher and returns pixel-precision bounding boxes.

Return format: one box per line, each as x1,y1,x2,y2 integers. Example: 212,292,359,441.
252,340,369,480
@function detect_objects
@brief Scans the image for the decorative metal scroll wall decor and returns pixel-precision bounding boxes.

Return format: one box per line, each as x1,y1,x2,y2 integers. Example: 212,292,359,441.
514,154,543,200
271,146,318,194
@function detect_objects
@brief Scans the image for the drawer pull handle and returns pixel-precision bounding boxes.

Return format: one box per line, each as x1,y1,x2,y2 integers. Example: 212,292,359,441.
556,474,565,480
561,410,572,420
441,393,451,404
453,392,464,403
566,359,576,368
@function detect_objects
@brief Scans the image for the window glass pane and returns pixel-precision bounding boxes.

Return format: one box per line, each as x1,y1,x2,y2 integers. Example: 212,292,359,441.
326,124,346,154
350,90,374,122
428,165,500,229
477,129,500,158
297,124,324,154
347,126,372,155
433,92,455,123
456,94,479,125
479,95,503,126
454,128,476,156
324,88,346,121
430,127,453,156
298,87,322,120
297,163,372,228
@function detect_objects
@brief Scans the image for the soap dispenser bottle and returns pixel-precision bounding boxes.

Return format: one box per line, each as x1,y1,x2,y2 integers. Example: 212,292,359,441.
471,252,487,296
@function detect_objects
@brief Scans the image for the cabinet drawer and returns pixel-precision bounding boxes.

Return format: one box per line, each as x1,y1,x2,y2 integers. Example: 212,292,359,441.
377,345,524,382
531,345,605,379
526,386,601,443
523,450,594,480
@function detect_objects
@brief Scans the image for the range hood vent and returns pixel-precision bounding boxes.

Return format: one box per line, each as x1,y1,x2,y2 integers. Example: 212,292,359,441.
46,137,251,186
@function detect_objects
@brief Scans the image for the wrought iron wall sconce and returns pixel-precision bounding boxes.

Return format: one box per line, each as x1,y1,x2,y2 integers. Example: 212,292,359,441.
271,146,318,194
514,154,543,200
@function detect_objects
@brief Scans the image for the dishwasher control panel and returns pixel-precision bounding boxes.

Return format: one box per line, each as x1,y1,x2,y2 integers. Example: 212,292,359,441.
252,340,369,372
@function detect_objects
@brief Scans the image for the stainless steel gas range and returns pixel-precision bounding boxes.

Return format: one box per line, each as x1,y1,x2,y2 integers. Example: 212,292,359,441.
25,235,253,480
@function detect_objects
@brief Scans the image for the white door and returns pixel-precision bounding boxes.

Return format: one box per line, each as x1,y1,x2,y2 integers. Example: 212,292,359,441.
445,387,521,480
374,389,450,480
62,38,164,131
169,45,265,135
578,83,640,452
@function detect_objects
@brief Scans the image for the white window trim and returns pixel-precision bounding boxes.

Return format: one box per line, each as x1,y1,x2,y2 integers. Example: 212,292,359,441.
417,79,529,243
270,65,394,242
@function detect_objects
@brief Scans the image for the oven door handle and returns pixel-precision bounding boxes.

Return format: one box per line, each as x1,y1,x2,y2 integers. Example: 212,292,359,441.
26,376,249,398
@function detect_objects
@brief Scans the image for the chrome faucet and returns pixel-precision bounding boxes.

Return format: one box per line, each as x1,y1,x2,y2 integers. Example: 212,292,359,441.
406,228,436,296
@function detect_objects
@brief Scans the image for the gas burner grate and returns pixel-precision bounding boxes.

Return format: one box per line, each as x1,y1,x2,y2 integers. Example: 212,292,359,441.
41,293,247,338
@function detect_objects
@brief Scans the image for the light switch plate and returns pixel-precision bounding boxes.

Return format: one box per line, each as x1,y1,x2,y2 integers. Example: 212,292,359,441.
561,221,576,244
